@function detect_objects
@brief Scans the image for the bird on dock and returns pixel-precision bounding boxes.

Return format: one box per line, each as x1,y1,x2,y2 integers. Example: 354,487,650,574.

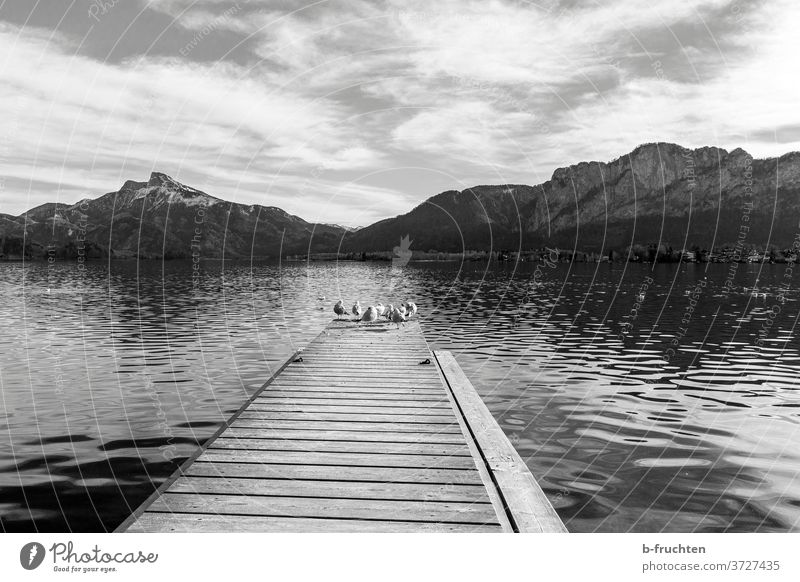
386,304,395,320
404,301,418,317
361,305,378,323
333,299,345,319
391,306,407,329
352,301,362,320
398,303,407,317
376,303,386,317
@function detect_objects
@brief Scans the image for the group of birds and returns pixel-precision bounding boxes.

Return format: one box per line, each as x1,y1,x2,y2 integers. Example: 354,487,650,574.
333,299,418,328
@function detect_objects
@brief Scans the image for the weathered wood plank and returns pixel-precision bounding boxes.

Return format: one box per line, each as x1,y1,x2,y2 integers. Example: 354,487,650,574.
147,493,500,524
259,391,449,402
223,428,467,444
230,419,464,433
274,377,444,387
186,461,485,485
247,403,454,415
280,372,439,379
167,476,489,502
237,411,457,423
209,437,471,456
266,383,445,395
199,449,477,469
256,396,451,407
434,350,567,533
126,513,502,533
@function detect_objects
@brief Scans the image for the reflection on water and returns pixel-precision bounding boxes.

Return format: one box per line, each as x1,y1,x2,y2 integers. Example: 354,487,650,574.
1,259,799,532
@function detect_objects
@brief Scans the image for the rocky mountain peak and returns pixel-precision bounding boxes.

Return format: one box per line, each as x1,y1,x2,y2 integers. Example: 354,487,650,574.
147,172,184,189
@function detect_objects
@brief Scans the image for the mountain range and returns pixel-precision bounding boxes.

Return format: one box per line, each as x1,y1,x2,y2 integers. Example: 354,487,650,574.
2,142,799,261
0,172,344,259
341,142,800,254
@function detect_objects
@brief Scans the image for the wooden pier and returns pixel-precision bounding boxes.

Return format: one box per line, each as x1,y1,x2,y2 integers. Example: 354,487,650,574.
117,321,566,533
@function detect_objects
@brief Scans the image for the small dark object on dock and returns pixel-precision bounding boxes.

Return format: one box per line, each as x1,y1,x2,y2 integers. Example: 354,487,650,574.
293,357,303,363
419,358,431,365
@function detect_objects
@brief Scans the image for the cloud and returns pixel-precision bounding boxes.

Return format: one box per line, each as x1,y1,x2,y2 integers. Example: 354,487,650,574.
0,21,386,217
2,0,800,223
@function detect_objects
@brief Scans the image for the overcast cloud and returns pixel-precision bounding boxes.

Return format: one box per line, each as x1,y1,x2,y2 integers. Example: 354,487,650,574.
0,0,797,225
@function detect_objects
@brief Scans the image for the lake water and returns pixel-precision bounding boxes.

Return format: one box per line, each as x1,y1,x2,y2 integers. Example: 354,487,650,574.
1,259,799,532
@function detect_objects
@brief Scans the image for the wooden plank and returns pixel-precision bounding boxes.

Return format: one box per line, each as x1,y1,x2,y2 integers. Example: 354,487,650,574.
237,411,457,423
210,437,471,456
247,403,454,415
292,364,432,369
198,449,477,469
146,493,500,524
230,419,464,433
434,350,567,533
187,461,485,485
285,369,440,377
284,356,433,362
280,372,440,380
167,476,489,503
126,513,502,533
274,377,444,387
223,428,467,444
253,396,451,406
266,384,445,395
259,391,449,401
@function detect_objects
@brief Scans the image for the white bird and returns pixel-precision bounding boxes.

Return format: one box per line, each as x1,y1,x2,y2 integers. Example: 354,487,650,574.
376,303,386,317
361,305,378,323
391,306,407,329
333,299,345,319
398,303,407,317
404,301,418,317
352,301,362,320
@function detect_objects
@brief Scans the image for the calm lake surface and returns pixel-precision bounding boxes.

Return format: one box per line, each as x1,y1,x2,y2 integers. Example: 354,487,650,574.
1,259,799,532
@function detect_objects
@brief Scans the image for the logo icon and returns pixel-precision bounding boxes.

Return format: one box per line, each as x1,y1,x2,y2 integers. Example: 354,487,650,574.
392,235,413,269
20,542,46,570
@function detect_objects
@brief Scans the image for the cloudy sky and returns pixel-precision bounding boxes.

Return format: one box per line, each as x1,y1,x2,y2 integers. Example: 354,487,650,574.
1,0,798,226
